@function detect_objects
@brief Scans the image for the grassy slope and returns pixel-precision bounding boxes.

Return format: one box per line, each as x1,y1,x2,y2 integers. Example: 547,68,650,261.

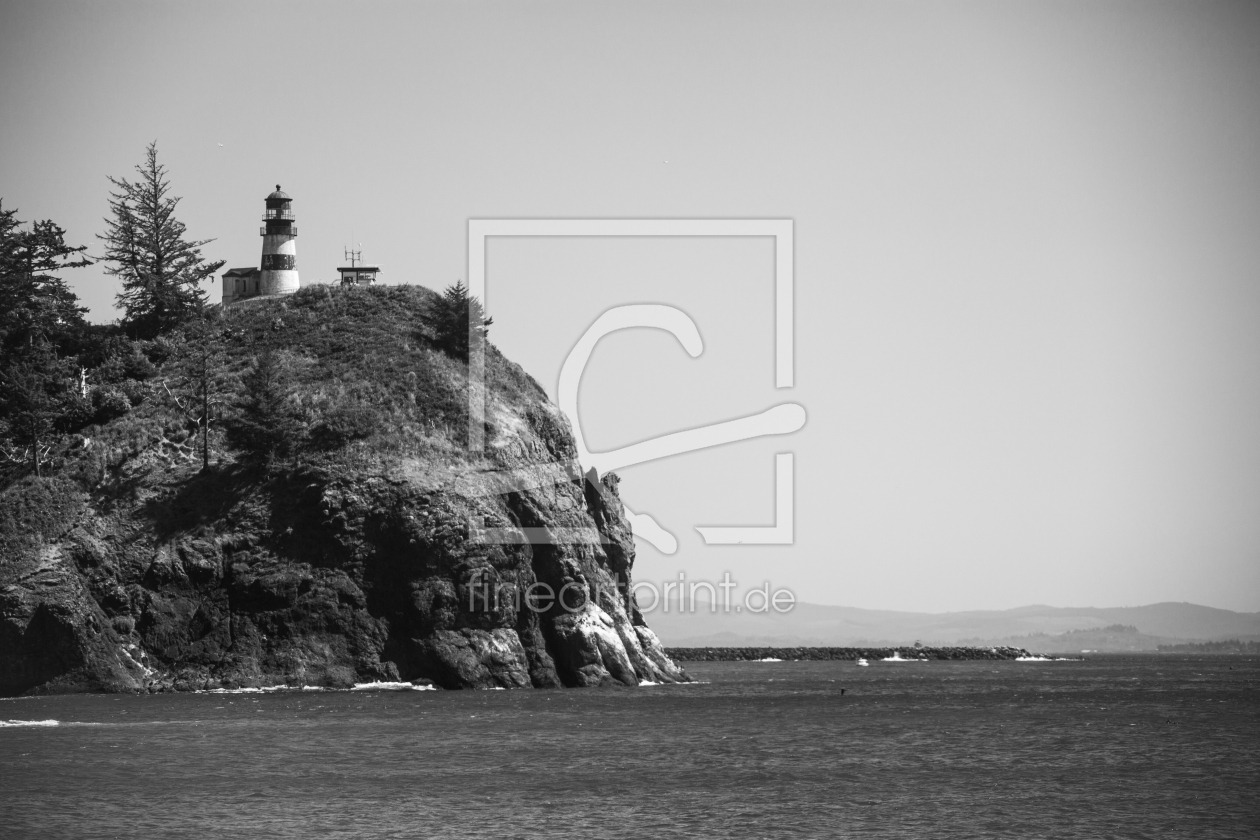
216,283,565,467
24,282,573,494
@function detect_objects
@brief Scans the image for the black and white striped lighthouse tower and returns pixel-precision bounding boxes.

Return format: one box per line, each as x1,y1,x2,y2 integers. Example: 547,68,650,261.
259,185,299,296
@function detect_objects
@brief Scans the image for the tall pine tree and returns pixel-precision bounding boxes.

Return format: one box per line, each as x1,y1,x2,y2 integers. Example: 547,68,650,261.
164,318,231,471
0,201,90,475
225,349,304,468
99,142,224,338
0,200,90,357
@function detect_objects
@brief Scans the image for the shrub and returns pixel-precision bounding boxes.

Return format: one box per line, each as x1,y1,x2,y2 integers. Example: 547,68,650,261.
0,476,85,562
307,403,377,450
55,394,96,433
92,388,131,424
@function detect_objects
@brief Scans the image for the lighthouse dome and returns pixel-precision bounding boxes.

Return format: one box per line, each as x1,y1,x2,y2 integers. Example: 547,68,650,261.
266,185,290,200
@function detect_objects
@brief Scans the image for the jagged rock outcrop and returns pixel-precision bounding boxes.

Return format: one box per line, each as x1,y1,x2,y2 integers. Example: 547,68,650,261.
0,286,689,694
0,454,688,695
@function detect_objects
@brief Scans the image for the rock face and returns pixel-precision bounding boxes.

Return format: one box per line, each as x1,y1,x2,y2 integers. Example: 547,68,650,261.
0,288,688,694
0,451,688,695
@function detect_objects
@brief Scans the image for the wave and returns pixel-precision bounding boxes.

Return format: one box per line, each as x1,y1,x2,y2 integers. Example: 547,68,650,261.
1016,656,1081,661
1,719,60,727
350,682,437,691
757,657,783,662
197,686,296,695
196,682,437,694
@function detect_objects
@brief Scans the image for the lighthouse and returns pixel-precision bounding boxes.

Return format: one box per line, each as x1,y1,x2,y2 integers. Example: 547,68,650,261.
259,185,299,296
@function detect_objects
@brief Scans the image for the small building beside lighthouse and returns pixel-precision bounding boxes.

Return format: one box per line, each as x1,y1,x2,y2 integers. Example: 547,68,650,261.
337,246,381,287
221,266,261,304
222,185,301,305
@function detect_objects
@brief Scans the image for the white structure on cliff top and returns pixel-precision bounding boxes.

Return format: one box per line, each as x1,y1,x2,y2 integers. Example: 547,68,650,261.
222,185,300,305
338,245,380,287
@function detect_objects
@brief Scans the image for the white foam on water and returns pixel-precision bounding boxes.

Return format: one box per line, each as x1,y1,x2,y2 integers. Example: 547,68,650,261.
638,680,662,686
1016,656,1053,661
881,653,925,662
757,658,783,662
188,682,441,694
350,682,436,691
197,686,294,695
1,719,60,727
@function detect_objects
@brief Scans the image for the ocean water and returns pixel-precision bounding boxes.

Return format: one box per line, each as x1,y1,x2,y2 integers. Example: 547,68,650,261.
1,656,1256,838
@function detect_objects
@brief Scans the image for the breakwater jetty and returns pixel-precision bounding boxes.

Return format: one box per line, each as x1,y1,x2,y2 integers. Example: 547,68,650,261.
665,646,1032,661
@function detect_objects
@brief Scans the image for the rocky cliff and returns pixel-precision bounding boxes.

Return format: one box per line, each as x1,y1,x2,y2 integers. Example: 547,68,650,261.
0,284,689,694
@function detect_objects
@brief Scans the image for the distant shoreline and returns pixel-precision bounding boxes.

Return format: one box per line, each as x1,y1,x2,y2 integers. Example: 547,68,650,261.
666,646,1033,661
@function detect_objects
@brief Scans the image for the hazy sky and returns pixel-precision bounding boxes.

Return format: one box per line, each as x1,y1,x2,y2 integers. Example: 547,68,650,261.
2,0,1258,612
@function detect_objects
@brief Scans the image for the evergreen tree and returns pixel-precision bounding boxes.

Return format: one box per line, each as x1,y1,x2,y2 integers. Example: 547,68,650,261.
0,200,90,357
433,280,492,360
0,341,73,476
98,142,224,338
225,349,304,467
164,318,231,471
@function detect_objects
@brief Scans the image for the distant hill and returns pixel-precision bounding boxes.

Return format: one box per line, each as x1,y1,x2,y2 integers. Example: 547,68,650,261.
958,625,1171,654
644,600,1260,652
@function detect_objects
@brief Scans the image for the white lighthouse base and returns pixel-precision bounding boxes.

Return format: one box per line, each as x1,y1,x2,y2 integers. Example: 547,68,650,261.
259,269,300,296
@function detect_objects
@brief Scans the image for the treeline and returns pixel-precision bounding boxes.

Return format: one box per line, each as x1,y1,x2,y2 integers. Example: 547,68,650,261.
0,141,209,477
1,142,489,480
